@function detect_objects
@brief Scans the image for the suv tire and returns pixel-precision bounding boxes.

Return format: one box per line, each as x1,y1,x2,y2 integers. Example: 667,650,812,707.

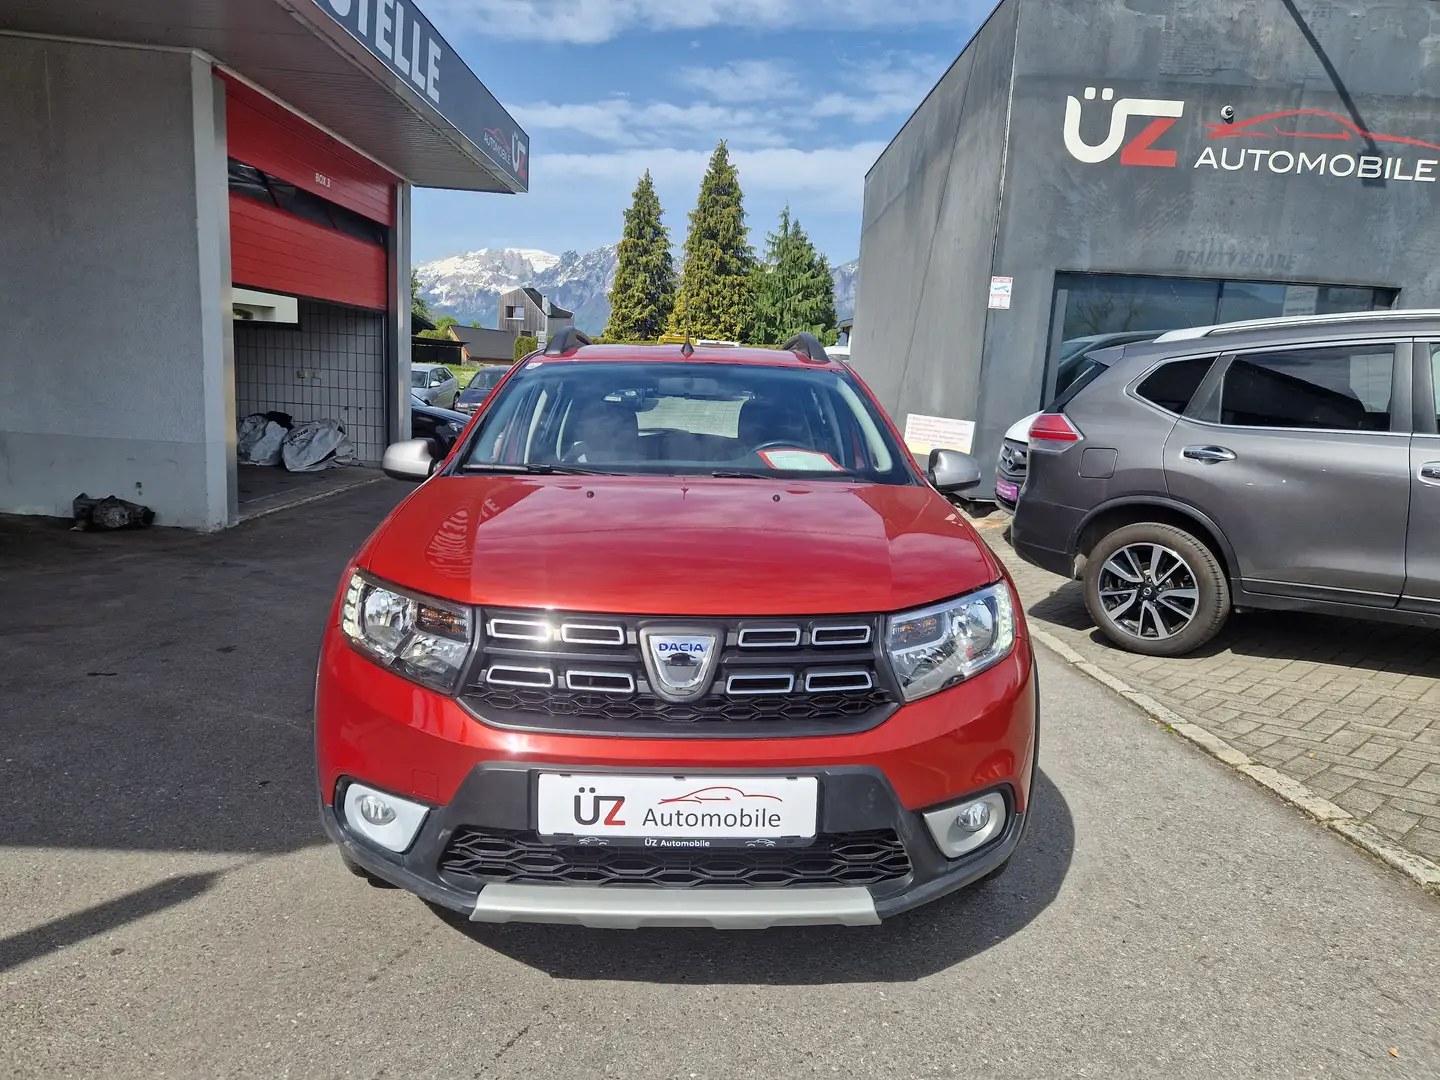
1083,522,1229,657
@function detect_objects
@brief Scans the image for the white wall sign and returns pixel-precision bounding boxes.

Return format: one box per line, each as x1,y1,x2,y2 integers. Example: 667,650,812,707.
988,276,1013,309
904,414,976,456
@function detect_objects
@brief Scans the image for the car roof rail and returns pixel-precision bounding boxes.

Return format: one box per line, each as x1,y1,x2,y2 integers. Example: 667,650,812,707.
781,332,830,363
1154,308,1440,342
542,327,594,355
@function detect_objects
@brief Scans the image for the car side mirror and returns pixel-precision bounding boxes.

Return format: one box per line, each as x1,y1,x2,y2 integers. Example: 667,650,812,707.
927,448,982,493
382,438,439,483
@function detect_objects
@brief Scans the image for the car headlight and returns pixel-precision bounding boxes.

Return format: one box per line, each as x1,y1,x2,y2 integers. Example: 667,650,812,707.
885,583,1016,702
340,572,473,692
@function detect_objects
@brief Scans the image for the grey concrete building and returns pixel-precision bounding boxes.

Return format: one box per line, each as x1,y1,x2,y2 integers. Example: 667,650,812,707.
0,0,528,529
852,0,1440,498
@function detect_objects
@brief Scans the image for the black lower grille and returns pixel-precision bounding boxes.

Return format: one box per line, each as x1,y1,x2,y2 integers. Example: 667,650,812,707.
439,828,912,889
464,685,891,725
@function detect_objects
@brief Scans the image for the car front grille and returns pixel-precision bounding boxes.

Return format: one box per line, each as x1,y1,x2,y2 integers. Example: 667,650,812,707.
998,438,1028,478
459,609,898,737
438,828,912,889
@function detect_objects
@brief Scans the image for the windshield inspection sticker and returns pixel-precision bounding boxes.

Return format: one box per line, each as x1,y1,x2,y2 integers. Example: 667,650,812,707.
757,449,843,471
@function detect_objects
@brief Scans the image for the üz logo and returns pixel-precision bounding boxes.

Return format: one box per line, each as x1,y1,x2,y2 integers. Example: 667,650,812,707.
574,786,626,826
1064,87,1186,167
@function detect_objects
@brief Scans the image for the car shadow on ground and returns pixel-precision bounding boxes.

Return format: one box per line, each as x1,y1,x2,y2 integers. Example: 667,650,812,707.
1025,578,1440,675
430,769,1074,985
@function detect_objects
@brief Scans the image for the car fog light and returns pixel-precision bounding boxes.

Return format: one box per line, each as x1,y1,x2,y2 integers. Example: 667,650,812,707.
342,782,430,854
922,792,1007,859
358,794,396,826
956,801,991,833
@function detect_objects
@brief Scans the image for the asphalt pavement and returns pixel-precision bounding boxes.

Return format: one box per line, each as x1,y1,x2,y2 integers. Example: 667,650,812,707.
1,487,1437,1079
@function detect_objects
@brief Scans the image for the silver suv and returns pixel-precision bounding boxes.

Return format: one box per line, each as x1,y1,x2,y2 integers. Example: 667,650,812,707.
1011,310,1440,656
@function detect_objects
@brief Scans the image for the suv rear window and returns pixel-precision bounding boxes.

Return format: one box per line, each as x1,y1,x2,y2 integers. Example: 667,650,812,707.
1135,357,1216,414
1219,344,1393,431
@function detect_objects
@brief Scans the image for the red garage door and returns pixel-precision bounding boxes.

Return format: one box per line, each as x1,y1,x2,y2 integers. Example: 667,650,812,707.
223,76,397,311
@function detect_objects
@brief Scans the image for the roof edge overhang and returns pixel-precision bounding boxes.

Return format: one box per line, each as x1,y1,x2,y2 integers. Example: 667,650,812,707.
0,0,530,194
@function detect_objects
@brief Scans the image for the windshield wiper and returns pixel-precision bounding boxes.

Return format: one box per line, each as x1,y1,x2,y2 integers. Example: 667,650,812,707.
462,463,613,476
710,469,862,481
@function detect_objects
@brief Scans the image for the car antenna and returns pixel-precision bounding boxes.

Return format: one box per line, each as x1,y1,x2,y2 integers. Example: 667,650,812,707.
681,334,694,357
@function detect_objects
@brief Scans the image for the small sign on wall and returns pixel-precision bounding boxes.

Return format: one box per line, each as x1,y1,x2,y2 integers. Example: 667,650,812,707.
988,276,1013,310
904,413,976,457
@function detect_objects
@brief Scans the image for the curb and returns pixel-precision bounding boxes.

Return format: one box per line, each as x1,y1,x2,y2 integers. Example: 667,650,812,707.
1028,624,1440,896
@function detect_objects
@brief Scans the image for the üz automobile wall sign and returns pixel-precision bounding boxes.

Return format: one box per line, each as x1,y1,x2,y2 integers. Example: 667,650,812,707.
1064,87,1440,185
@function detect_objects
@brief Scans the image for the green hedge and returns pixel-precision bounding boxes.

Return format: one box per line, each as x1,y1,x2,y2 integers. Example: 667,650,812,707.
514,335,539,361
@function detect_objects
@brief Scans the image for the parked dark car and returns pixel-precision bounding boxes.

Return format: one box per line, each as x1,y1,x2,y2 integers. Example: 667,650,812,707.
453,366,510,415
1011,309,1440,656
409,392,470,453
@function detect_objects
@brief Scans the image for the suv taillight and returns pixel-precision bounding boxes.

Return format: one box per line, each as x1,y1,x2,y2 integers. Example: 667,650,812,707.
1029,413,1083,448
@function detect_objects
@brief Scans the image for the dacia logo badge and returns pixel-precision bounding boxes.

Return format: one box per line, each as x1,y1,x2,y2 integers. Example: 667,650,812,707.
639,627,721,702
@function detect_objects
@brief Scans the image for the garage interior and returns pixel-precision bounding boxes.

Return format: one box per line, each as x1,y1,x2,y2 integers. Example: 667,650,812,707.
0,0,529,529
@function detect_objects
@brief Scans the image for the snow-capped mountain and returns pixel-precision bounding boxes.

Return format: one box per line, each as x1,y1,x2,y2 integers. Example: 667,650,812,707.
417,245,858,335
530,246,620,335
414,248,557,329
416,246,616,334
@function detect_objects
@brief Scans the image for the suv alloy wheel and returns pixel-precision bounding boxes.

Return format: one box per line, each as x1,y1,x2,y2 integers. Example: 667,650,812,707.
1083,522,1230,656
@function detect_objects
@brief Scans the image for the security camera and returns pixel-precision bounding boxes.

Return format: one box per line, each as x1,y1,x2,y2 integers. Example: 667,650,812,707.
1220,104,1236,123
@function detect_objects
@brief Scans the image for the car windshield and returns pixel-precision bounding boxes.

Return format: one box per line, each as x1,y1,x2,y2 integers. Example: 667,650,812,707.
459,360,912,482
410,369,431,388
460,370,505,398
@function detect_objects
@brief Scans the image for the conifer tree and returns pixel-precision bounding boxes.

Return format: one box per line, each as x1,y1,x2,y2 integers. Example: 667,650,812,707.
603,171,675,341
669,142,754,341
751,206,837,344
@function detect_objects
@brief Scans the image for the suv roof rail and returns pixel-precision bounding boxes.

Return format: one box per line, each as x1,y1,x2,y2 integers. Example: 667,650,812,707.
542,327,594,355
1154,308,1440,342
781,332,831,363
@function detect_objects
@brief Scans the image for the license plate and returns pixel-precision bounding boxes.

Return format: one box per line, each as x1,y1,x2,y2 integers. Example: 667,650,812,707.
995,480,1019,501
536,773,818,847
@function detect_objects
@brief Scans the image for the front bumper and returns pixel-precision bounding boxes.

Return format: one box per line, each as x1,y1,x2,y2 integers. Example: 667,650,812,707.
316,625,1037,926
321,763,1029,928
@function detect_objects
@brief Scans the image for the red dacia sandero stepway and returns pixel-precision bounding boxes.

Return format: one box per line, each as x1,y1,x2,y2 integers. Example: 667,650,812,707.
316,331,1037,928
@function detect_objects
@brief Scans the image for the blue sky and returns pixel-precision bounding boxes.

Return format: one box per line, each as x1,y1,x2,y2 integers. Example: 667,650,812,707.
411,0,998,265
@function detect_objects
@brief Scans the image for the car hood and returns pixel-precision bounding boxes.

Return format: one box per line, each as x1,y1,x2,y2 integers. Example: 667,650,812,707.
362,475,1001,616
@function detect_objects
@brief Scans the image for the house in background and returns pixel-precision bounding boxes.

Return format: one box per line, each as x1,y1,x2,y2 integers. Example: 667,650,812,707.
411,313,464,368
497,287,573,342
447,323,518,363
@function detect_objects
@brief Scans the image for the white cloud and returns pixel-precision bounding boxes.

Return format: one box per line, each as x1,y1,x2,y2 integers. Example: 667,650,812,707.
676,60,801,104
426,0,989,45
510,98,791,148
808,53,953,124
540,143,887,214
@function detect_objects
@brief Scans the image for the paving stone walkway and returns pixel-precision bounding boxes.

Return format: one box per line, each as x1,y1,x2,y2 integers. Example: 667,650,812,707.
976,519,1440,867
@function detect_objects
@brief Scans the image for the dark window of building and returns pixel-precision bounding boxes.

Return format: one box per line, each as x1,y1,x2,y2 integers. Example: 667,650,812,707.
227,158,387,248
1219,345,1395,432
1136,357,1217,415
1046,272,1397,406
